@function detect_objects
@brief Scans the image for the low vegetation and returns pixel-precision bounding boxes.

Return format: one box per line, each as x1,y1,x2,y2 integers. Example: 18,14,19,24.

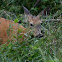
0,0,62,62
0,16,62,62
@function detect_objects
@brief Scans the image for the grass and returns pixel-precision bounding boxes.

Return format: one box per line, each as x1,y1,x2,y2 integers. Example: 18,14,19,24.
0,15,62,62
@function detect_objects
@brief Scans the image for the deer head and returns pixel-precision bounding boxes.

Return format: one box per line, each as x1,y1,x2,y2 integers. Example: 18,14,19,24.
23,6,44,38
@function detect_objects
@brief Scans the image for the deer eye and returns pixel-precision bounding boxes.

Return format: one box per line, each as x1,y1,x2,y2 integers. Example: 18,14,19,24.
40,23,42,25
30,23,34,26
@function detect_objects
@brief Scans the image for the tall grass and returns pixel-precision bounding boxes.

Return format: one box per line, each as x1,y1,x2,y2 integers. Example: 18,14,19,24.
0,11,62,62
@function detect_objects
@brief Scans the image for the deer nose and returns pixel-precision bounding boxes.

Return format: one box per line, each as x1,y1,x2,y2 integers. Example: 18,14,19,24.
36,34,44,38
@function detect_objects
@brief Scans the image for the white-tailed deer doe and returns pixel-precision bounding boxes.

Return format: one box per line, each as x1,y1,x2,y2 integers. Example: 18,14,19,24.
0,6,44,44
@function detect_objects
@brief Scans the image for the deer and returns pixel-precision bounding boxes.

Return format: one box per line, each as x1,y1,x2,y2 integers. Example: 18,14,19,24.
0,6,45,44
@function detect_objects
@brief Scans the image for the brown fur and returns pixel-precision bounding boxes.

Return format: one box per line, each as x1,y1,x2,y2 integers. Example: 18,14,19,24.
0,18,26,44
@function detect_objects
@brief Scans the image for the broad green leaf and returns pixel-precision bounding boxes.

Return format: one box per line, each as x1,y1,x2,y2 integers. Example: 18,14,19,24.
14,18,19,23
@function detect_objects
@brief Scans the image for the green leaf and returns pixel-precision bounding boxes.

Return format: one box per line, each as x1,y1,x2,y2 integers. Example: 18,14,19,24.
30,45,38,49
18,29,23,32
13,35,17,38
14,18,19,23
18,35,22,39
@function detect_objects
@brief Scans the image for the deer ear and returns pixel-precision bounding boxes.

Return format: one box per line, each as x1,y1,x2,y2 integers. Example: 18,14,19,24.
37,10,44,17
23,6,31,15
37,6,51,17
36,10,44,19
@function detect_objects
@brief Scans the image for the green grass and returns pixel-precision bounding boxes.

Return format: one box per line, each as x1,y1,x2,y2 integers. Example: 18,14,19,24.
0,18,62,62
